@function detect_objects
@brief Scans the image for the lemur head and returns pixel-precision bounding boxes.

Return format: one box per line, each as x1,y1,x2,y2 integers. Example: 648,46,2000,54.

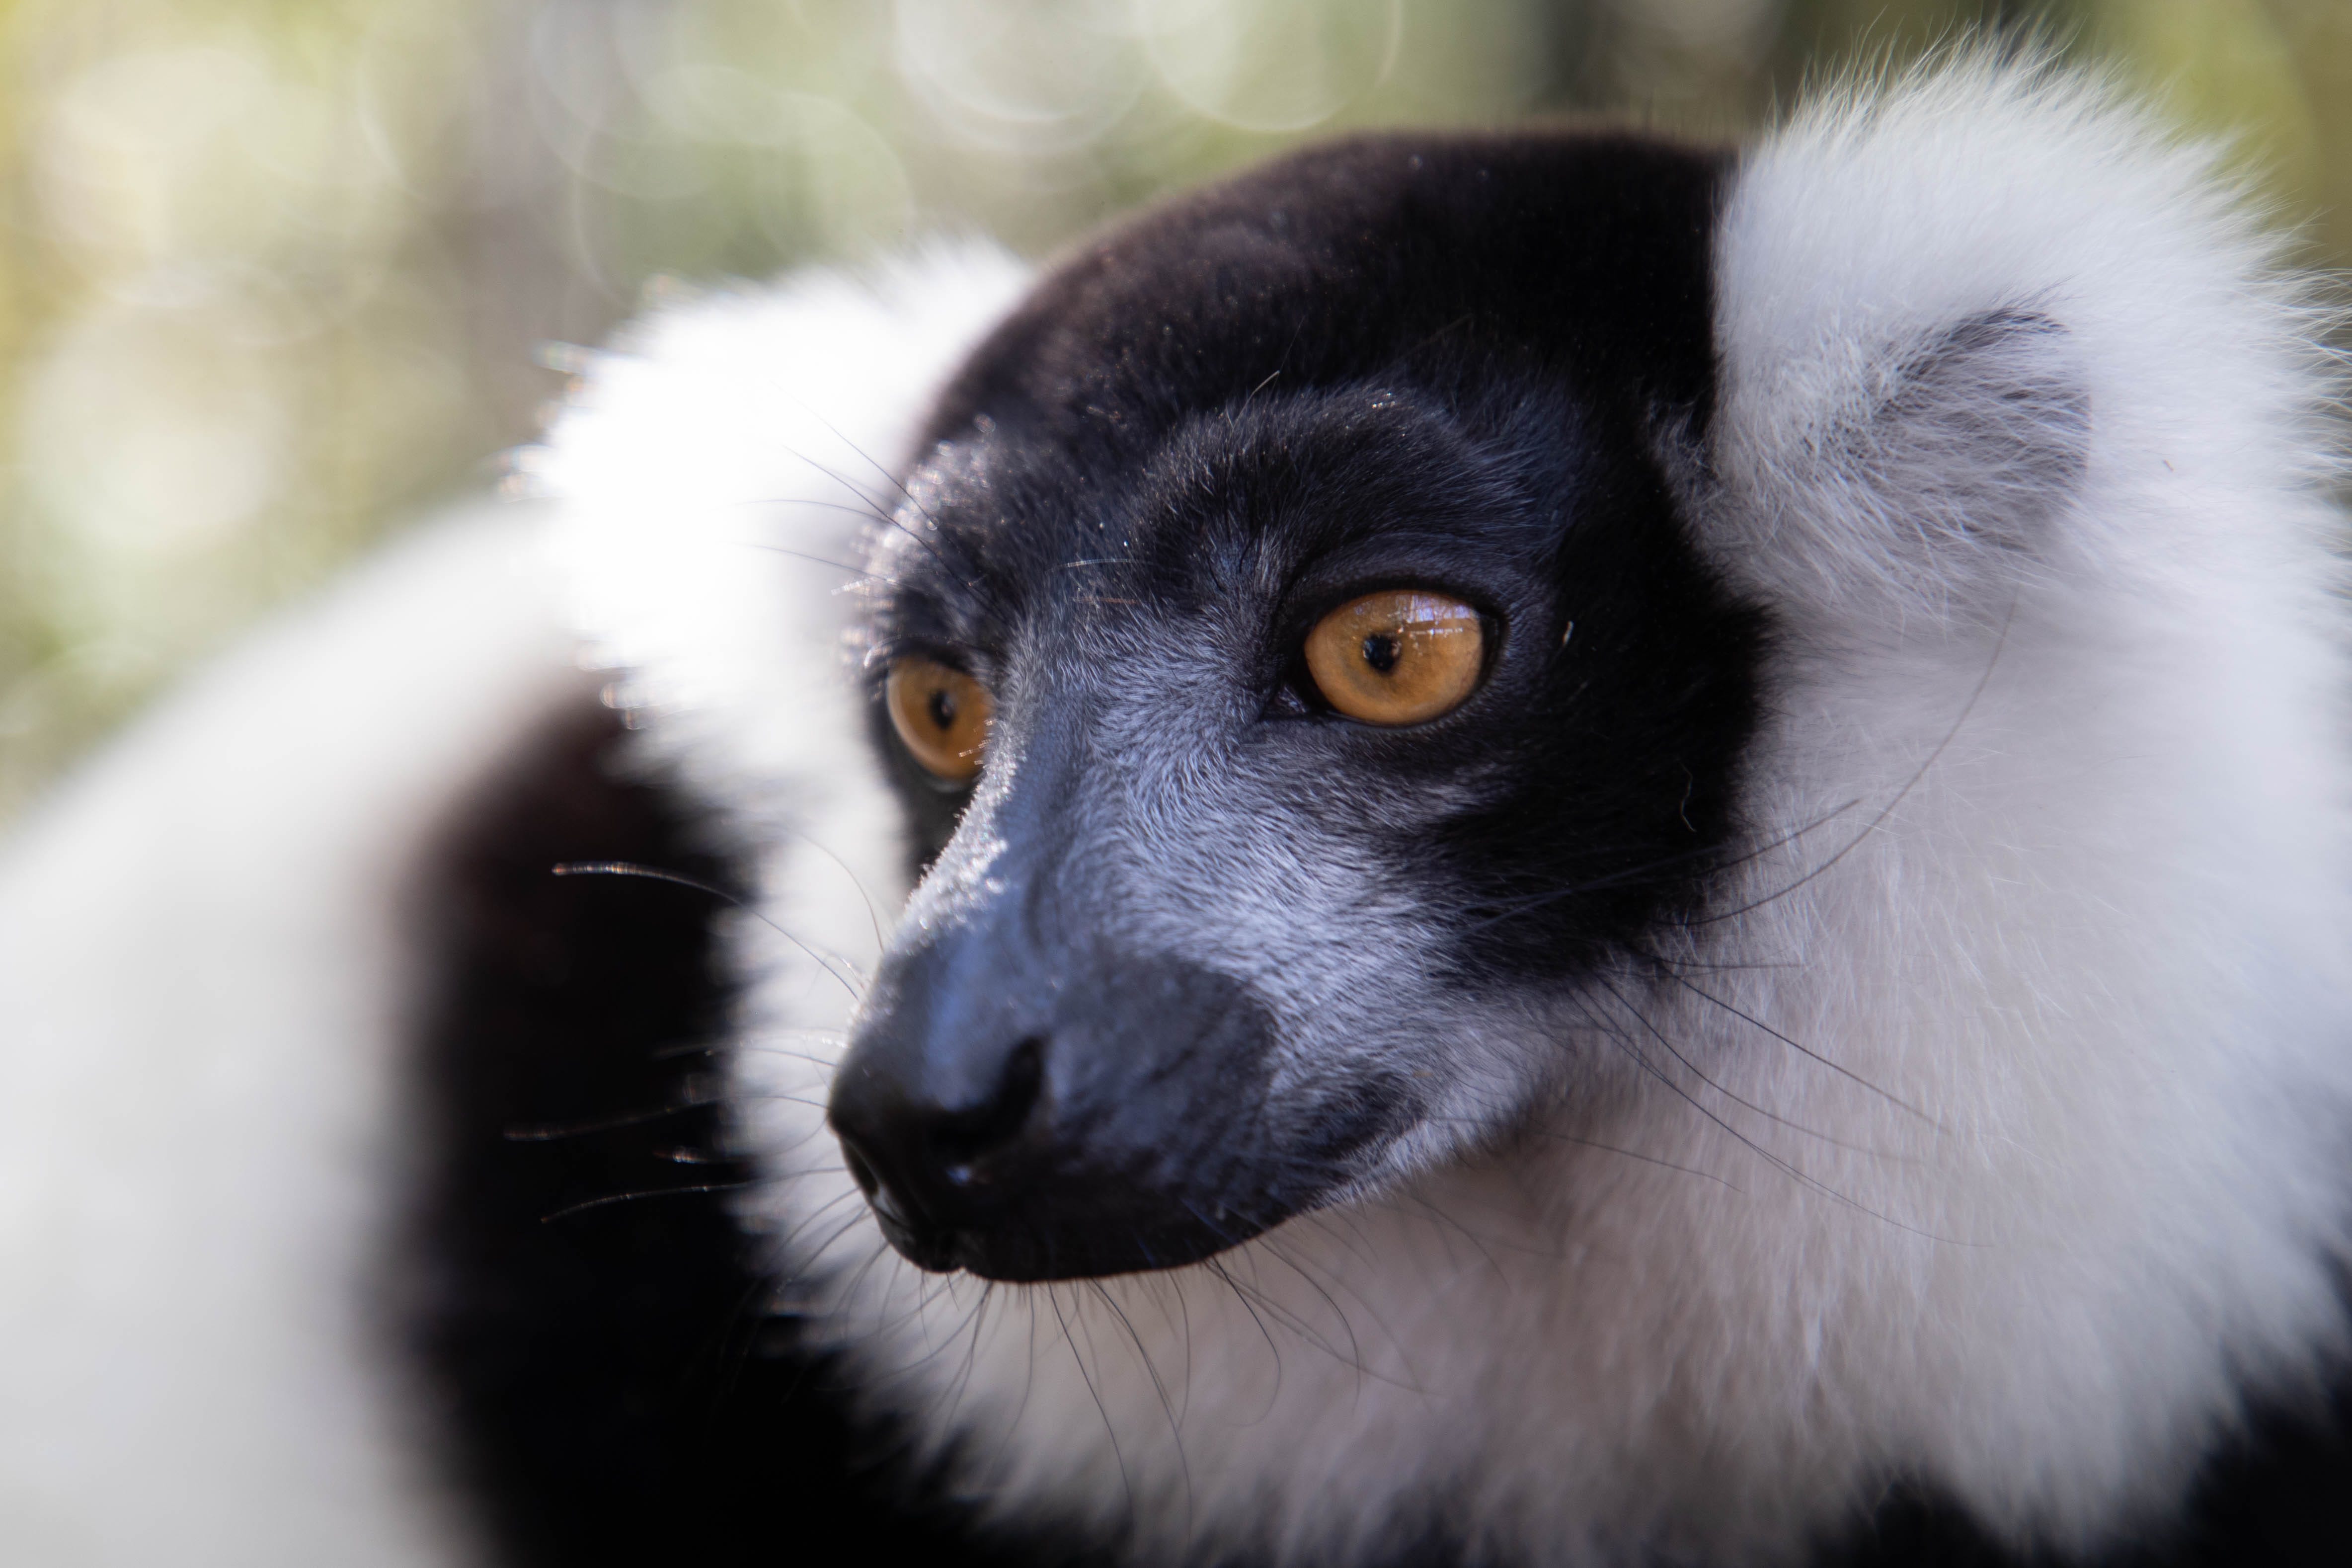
827,135,1774,1281
552,59,2352,1560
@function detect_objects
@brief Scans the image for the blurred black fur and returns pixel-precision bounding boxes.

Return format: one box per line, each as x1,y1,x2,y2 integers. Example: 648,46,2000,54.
401,698,1073,1568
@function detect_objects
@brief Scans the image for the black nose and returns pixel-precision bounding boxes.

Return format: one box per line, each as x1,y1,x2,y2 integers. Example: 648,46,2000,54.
830,1031,1047,1271
826,941,1295,1282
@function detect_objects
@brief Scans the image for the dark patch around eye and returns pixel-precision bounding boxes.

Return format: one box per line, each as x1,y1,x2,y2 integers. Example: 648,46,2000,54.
865,690,976,884
877,127,1754,985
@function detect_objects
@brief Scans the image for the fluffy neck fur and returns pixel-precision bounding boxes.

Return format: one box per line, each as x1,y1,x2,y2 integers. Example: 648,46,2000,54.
540,59,2352,1565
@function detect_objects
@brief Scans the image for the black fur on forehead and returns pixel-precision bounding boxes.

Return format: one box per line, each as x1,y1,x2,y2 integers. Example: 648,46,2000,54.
871,128,1767,984
922,130,1728,453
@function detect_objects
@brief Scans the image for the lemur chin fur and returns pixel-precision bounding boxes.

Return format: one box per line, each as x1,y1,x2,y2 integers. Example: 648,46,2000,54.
2,51,2350,1568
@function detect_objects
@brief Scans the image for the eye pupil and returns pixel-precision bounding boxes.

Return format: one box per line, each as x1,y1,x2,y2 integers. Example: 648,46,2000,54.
1361,633,1400,675
927,689,957,731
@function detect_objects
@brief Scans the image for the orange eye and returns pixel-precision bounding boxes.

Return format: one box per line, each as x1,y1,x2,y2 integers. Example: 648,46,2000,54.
886,657,993,782
1303,590,1484,726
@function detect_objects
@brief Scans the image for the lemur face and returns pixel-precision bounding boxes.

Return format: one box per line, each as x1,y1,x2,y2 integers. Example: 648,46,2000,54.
827,135,1764,1281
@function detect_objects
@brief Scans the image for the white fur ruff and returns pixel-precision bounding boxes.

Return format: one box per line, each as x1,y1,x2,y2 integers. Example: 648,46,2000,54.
542,60,2352,1566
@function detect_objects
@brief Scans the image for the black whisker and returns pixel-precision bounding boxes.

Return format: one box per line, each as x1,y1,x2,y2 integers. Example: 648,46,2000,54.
773,827,891,961
552,861,867,1000
779,440,976,591
1203,1256,1285,1422
538,1180,758,1224
1048,1284,1137,1523
1089,1277,1195,1533
1672,974,1945,1130
742,538,898,586
1421,1113,1743,1193
1595,983,1915,1160
1587,976,1977,1244
1688,600,2016,929
504,1096,713,1141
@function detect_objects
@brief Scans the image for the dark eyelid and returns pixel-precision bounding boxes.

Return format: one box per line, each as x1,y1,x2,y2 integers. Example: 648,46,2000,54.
1274,574,1505,656
866,637,990,680
1270,532,1513,625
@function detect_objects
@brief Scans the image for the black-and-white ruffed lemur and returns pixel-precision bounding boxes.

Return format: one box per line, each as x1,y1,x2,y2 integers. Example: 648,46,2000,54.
3,56,2350,1568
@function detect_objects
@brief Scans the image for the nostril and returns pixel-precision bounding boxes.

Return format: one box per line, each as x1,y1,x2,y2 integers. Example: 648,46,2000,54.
932,1035,1046,1165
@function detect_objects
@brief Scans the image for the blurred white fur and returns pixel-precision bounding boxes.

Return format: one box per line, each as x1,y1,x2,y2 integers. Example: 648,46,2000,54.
0,508,572,1566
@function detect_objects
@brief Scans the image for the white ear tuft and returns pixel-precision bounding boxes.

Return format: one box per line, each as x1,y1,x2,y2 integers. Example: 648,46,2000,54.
1697,55,2327,630
1721,303,2088,619
534,241,1029,831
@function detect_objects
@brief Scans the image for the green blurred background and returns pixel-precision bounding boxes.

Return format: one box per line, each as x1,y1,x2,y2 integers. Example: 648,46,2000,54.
0,0,2342,821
